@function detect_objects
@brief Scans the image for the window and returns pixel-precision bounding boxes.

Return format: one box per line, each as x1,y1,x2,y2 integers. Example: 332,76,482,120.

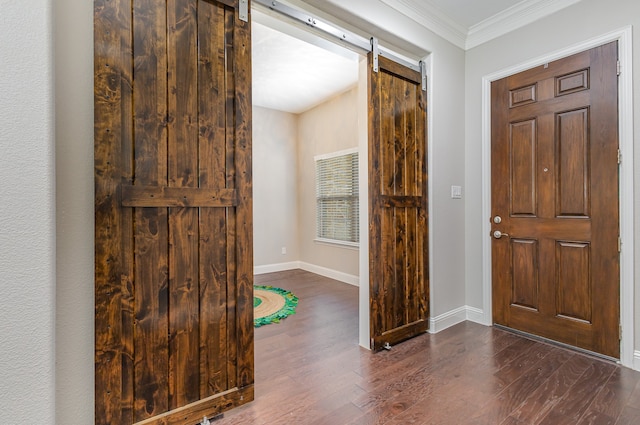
315,148,359,245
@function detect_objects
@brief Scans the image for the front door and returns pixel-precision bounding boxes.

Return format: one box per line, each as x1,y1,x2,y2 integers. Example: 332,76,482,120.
368,53,429,350
491,42,620,358
94,0,254,423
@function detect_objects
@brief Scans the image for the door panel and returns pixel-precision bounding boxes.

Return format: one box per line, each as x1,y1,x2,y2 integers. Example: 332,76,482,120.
95,0,254,423
369,54,429,351
491,42,619,358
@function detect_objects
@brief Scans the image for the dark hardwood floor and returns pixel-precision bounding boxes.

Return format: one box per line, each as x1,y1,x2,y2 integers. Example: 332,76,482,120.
214,269,640,424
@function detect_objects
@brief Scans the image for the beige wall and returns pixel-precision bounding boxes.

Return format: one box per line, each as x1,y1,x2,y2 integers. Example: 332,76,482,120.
464,0,640,356
253,90,362,280
297,88,360,278
253,106,300,268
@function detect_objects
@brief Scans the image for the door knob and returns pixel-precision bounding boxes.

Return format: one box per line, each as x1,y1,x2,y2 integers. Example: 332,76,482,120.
493,215,502,224
493,230,509,239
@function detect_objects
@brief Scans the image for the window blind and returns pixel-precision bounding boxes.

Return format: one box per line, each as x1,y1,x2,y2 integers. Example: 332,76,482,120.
315,150,359,243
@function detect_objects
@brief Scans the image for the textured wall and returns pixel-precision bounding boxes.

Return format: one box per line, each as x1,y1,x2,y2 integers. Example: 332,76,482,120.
0,1,56,423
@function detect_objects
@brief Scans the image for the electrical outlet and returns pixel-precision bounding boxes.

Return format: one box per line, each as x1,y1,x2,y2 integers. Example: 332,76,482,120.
281,246,287,255
451,185,462,199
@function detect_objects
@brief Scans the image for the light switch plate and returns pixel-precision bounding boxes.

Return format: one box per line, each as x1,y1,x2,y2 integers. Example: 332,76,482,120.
451,185,462,199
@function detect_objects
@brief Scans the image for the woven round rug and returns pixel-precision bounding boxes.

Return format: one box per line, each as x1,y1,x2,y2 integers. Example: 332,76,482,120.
254,285,299,327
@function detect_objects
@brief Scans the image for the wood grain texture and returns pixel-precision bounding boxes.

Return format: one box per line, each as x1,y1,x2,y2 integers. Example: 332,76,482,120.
121,186,237,207
95,0,254,423
197,0,229,399
232,0,255,391
214,270,640,425
94,0,135,423
492,42,619,358
132,1,170,420
368,53,429,351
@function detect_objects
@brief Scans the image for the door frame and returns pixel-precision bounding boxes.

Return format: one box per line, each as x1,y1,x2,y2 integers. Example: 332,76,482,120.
480,26,634,367
251,3,434,350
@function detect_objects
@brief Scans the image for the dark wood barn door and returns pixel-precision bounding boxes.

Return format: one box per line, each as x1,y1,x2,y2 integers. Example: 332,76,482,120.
94,0,254,423
368,54,429,350
491,42,620,358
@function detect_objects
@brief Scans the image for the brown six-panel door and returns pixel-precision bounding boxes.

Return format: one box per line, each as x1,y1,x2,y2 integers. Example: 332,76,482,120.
94,0,254,423
369,53,429,350
491,42,619,358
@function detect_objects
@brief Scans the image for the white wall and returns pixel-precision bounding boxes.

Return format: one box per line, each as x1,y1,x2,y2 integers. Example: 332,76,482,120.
300,0,468,317
298,88,360,279
464,0,640,351
253,106,300,268
0,1,56,423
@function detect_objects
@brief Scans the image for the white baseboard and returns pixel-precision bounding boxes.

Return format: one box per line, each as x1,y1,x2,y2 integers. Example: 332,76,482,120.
299,262,359,286
465,306,486,325
633,351,640,371
254,261,300,275
429,305,488,333
254,261,359,287
429,306,467,333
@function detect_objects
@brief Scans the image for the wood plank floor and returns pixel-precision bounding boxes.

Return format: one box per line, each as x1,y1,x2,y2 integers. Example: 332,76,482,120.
214,269,640,424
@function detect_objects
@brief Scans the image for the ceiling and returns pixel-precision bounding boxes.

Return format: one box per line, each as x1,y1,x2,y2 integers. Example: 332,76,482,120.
252,0,581,113
252,20,359,114
425,0,525,28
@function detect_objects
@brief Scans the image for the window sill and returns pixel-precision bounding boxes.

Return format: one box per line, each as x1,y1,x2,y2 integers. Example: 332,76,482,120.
314,238,360,250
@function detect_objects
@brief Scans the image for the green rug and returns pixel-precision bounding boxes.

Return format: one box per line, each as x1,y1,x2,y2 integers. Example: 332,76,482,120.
254,285,299,328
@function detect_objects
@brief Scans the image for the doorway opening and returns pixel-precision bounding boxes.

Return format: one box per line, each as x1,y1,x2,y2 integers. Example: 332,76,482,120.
251,10,367,350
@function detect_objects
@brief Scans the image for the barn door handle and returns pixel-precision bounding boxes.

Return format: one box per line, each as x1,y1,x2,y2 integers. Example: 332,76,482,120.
493,230,509,239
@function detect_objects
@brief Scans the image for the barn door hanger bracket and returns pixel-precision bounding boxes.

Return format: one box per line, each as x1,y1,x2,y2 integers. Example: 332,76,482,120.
420,61,427,92
239,0,249,22
371,37,379,73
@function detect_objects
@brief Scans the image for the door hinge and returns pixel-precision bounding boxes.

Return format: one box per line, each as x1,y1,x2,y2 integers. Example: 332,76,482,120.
371,37,379,73
618,236,622,253
239,0,248,22
420,61,427,92
617,60,621,76
619,324,623,341
618,148,622,164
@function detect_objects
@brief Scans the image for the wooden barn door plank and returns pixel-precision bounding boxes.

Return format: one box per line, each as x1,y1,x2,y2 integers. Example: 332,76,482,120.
94,0,135,422
132,0,170,420
94,1,254,423
368,54,429,351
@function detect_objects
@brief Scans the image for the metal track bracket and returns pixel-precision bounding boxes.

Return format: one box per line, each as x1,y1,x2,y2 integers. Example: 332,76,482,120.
371,37,379,73
239,0,248,22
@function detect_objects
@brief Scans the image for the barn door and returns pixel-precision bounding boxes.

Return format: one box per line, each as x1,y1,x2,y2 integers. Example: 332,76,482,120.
94,0,254,424
368,53,429,351
491,42,620,358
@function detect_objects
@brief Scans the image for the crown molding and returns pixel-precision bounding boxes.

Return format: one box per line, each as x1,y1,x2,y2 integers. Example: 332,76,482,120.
380,0,582,51
379,0,467,49
466,0,582,49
